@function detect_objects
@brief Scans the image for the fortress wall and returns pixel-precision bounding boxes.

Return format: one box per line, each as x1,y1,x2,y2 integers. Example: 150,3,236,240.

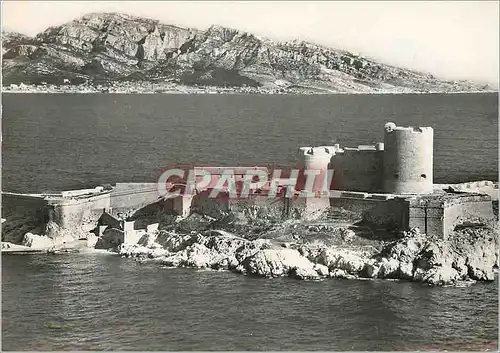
226,195,330,220
61,188,103,198
383,124,434,194
331,149,384,192
434,181,499,201
443,199,495,238
109,183,161,215
2,191,112,240
189,190,289,219
48,192,111,230
330,197,409,230
408,206,445,238
177,188,414,226
407,194,494,239
179,188,326,220
363,198,410,229
190,190,230,218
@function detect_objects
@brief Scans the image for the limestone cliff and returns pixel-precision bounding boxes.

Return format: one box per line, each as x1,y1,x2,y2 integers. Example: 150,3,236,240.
2,12,491,92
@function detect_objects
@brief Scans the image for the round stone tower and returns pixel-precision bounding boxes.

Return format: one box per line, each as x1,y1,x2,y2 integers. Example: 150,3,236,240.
298,147,335,194
382,122,434,194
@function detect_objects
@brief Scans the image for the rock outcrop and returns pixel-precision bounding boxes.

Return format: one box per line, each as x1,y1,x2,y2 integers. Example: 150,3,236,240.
2,12,489,92
116,224,498,286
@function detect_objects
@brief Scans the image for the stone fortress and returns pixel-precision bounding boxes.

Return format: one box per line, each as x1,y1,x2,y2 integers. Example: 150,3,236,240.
297,122,495,238
301,122,434,194
1,122,498,250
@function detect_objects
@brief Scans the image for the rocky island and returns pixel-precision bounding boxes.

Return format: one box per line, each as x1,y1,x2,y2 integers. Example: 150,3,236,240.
1,12,494,94
2,193,498,286
2,122,498,286
117,211,498,286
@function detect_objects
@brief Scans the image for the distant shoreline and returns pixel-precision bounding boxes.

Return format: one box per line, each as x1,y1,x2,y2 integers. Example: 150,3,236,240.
2,85,497,95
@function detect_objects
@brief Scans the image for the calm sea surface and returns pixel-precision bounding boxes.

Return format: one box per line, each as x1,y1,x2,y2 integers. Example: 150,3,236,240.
1,93,498,350
1,254,498,351
1,93,498,192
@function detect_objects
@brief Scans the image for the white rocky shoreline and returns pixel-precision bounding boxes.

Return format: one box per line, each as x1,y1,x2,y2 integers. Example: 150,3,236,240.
5,211,496,287
114,224,498,286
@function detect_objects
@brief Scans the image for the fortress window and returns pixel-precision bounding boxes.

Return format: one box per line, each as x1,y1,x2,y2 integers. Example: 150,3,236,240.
394,173,399,179
421,174,427,179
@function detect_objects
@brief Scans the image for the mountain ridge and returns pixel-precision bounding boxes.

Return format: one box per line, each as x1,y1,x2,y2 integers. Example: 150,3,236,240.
1,12,492,93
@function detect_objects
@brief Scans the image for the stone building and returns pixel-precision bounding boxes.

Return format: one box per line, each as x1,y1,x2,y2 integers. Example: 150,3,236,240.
297,122,495,238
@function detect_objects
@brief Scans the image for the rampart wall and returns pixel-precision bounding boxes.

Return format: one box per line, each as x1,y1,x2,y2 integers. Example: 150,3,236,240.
408,205,444,239
109,183,161,215
190,190,290,219
2,183,164,240
3,179,496,243
408,193,494,239
434,181,499,201
46,192,111,231
330,147,384,192
329,193,409,230
443,197,495,237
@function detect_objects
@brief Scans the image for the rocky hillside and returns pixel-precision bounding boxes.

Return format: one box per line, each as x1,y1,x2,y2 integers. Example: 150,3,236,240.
1,12,491,92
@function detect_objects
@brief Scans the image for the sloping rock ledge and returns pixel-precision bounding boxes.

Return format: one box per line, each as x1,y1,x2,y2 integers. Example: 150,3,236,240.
116,227,498,286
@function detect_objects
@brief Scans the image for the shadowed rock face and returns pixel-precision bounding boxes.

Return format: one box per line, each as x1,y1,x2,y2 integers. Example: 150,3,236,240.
2,12,489,91
116,214,498,286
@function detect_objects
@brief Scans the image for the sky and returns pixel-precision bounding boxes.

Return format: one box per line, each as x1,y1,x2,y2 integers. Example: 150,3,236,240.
2,1,499,87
